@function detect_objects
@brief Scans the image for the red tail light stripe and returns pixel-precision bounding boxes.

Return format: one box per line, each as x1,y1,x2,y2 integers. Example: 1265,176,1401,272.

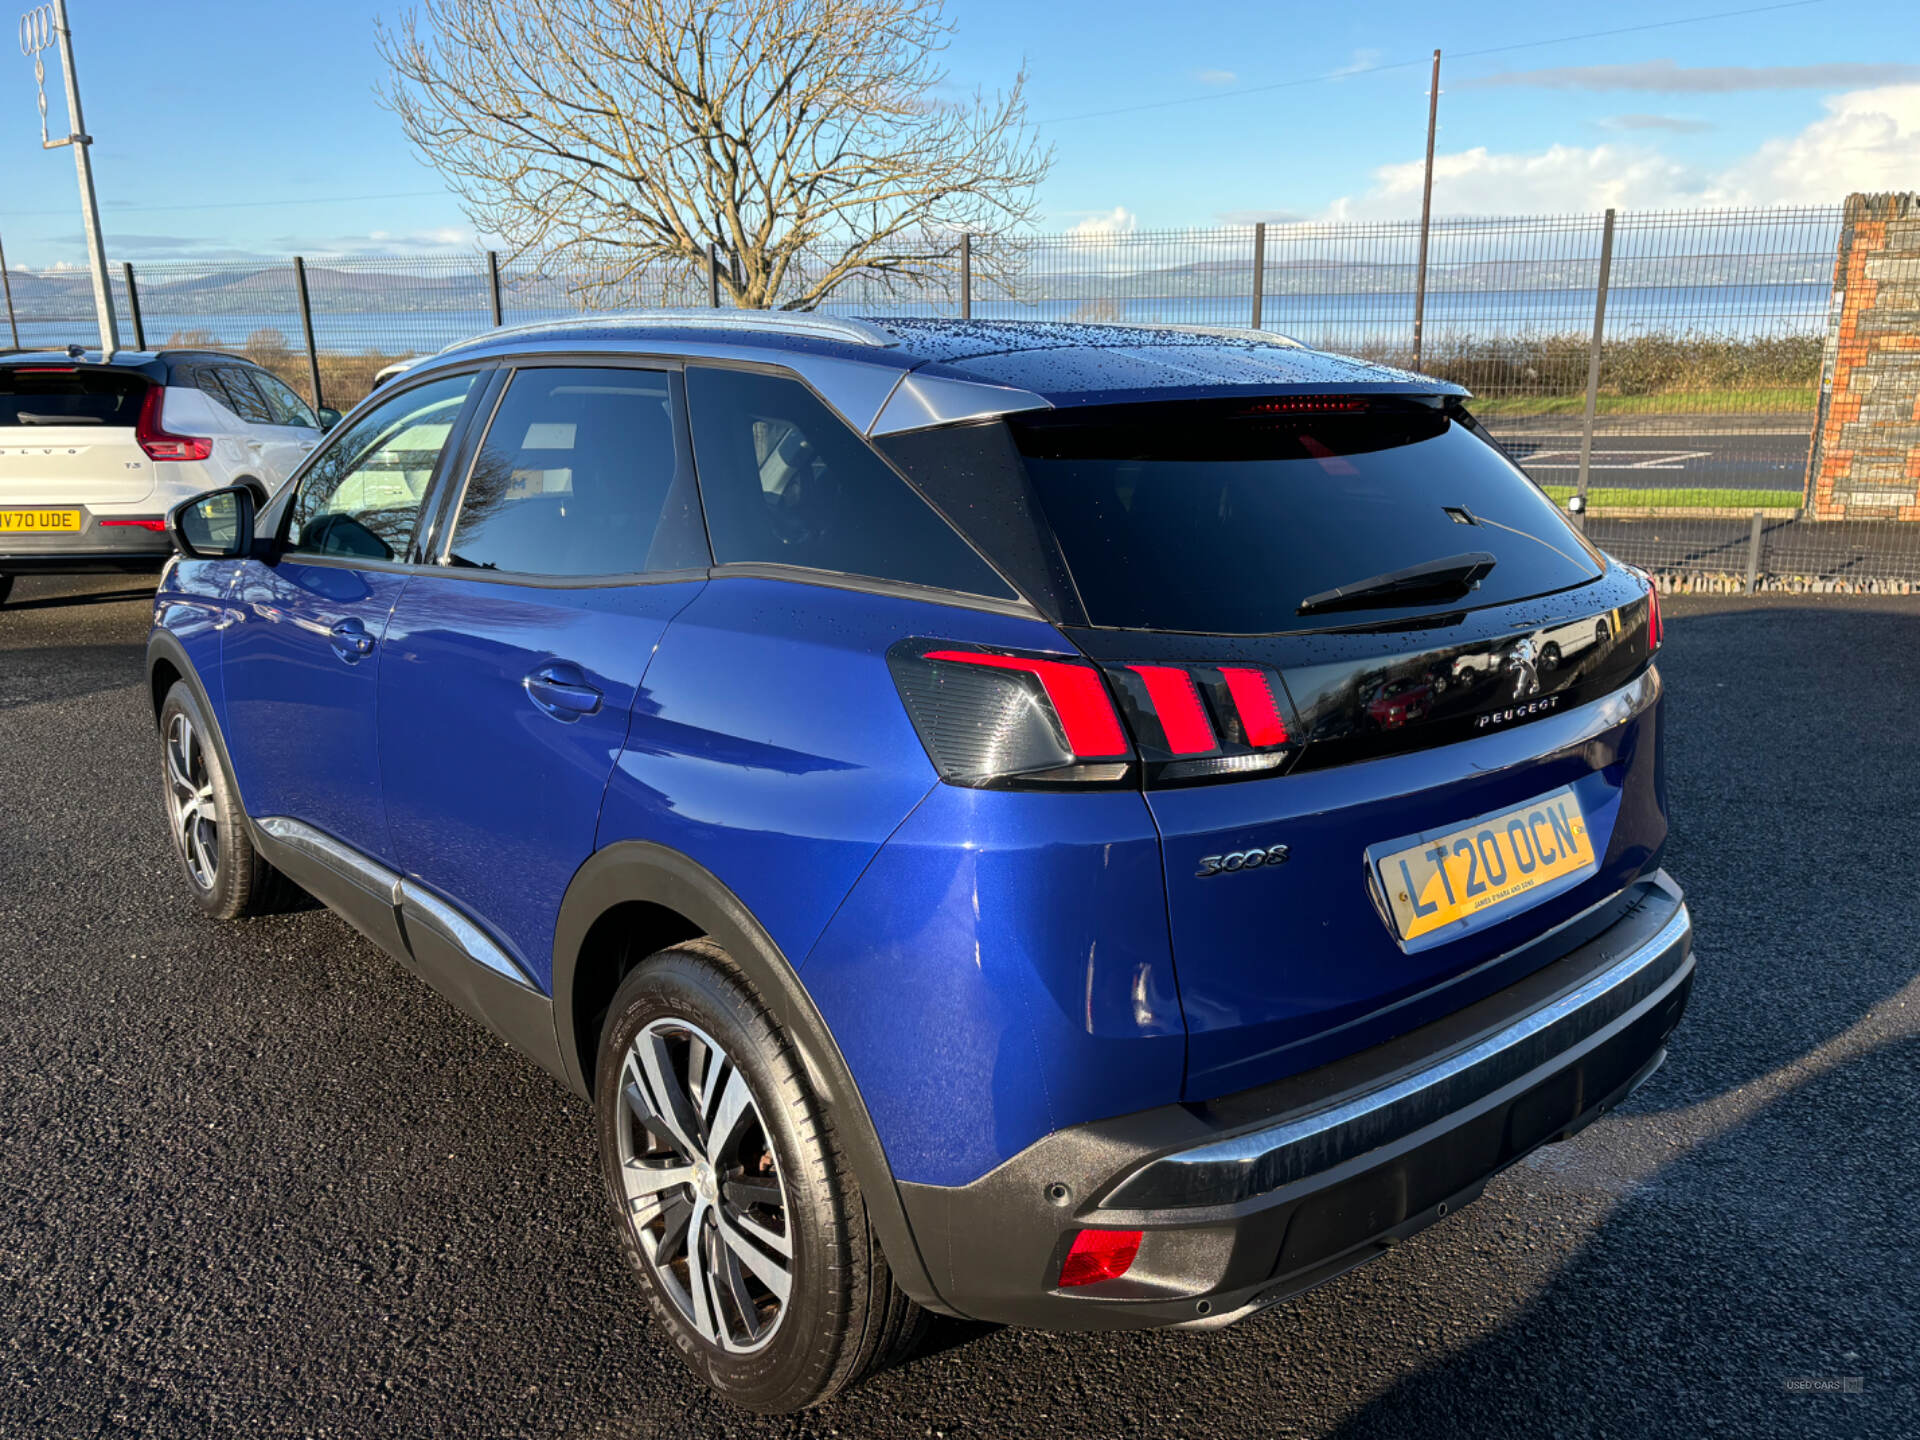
1218,666,1290,747
1647,584,1663,651
1126,665,1216,755
922,649,1130,759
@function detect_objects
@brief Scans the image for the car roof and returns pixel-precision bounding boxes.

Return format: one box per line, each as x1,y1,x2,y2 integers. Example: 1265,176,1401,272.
0,347,265,373
433,312,1468,412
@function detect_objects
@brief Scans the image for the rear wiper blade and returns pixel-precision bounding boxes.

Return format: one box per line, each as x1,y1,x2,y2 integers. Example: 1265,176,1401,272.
1297,551,1498,616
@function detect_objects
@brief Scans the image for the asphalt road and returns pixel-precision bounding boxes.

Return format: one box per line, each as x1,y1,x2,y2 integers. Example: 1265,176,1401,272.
1488,426,1812,493
2,575,1916,1439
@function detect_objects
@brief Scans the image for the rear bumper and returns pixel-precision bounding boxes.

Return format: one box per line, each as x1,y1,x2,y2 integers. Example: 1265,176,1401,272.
896,870,1692,1330
0,513,170,572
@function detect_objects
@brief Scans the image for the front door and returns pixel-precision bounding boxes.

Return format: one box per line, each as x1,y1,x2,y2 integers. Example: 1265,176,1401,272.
377,363,709,987
223,370,483,857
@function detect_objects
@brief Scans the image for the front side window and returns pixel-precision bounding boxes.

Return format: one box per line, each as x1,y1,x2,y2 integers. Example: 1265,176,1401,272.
284,372,475,561
444,366,705,577
250,370,320,429
685,366,1014,599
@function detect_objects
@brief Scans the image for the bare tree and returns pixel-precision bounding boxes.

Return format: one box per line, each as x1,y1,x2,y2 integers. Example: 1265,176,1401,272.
378,0,1050,309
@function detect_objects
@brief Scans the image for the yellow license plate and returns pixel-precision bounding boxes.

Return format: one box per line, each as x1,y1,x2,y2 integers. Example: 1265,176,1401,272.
1372,787,1597,945
0,508,82,533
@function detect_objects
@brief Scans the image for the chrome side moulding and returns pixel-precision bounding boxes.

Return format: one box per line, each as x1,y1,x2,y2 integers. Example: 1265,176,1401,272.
258,815,403,902
396,878,538,990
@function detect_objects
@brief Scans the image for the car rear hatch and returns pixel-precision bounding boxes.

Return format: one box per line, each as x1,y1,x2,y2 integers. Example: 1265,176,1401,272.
0,363,157,506
1007,395,1668,1098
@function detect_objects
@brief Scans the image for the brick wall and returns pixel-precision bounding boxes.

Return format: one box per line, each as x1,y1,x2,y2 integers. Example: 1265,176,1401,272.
1806,192,1920,520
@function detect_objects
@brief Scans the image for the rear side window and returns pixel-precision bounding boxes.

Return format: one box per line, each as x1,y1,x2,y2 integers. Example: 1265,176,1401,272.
1015,398,1601,633
685,367,1015,600
444,366,706,577
250,370,320,429
216,366,275,425
0,366,147,426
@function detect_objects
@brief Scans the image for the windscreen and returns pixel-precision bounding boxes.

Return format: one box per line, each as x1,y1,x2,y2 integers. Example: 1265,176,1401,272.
1014,398,1602,634
0,366,149,427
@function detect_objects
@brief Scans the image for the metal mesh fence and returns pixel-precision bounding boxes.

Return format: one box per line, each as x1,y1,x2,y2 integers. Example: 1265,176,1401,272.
6,203,1917,591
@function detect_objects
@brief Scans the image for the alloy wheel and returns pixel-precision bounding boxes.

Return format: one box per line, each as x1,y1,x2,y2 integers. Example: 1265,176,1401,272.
616,1017,793,1353
165,711,218,890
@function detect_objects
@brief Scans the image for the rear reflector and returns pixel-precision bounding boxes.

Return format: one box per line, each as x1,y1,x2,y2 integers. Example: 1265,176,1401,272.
98,518,166,532
1059,1229,1143,1288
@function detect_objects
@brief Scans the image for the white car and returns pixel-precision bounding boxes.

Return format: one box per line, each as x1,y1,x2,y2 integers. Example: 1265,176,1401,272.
0,347,338,604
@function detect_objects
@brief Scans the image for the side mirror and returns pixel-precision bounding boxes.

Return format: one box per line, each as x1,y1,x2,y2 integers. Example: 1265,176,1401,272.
167,486,256,560
317,407,343,431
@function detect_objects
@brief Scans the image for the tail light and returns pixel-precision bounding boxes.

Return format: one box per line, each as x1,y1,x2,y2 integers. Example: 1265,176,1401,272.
889,640,1296,790
134,385,213,462
1646,581,1663,651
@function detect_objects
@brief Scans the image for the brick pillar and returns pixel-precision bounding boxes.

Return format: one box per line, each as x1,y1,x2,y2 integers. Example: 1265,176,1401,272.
1806,192,1920,520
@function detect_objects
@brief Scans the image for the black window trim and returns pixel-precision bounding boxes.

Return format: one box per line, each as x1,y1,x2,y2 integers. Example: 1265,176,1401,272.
263,361,502,574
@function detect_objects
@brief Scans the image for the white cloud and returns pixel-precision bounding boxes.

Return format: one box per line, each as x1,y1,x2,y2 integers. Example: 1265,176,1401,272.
1065,206,1137,238
1600,113,1714,134
1325,85,1920,217
1331,49,1383,80
1194,69,1236,87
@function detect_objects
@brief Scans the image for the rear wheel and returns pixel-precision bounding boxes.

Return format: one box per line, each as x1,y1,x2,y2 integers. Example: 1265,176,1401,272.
595,941,922,1412
158,681,299,919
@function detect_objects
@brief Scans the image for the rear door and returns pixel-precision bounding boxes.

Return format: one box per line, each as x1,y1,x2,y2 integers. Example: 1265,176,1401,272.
226,366,325,486
376,362,710,987
0,363,154,508
1007,397,1666,1098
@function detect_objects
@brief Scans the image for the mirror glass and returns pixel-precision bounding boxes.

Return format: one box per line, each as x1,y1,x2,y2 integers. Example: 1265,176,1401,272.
177,490,247,557
318,407,343,432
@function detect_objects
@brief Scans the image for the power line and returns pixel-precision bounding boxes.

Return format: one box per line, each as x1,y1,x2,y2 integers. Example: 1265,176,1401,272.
4,188,452,219
1035,0,1830,125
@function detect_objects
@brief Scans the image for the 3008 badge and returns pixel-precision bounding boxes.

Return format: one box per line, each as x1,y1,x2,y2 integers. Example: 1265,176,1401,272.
1196,844,1290,877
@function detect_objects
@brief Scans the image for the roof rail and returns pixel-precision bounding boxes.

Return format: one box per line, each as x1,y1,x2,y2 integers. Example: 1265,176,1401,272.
1152,323,1305,348
443,308,899,354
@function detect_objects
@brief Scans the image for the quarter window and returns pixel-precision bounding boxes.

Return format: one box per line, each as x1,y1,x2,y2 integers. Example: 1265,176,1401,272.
685,367,1014,599
444,366,705,577
285,372,475,562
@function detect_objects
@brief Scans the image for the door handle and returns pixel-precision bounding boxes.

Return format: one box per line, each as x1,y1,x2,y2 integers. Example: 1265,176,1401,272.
328,617,375,663
524,662,603,721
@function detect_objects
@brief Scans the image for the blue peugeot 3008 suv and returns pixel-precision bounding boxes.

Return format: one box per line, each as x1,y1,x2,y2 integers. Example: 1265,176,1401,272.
148,315,1691,1412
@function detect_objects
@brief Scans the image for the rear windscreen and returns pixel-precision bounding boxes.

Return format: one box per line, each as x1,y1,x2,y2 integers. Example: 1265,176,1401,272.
0,367,149,427
1013,398,1602,633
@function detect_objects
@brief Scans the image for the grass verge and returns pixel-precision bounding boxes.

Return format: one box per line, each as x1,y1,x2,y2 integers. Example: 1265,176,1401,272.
1541,485,1802,511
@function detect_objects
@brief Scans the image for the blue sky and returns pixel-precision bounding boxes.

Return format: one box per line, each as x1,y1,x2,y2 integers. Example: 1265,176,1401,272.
4,0,1918,266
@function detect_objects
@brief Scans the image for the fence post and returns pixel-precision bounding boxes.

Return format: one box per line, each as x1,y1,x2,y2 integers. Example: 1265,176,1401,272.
1411,48,1441,369
487,250,503,327
0,230,19,348
1251,222,1266,331
292,256,324,411
1744,510,1766,593
1573,208,1617,527
122,262,145,350
959,233,972,320
709,244,722,308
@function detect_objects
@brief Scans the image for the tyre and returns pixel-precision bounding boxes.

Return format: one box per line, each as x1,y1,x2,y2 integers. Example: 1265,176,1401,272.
1540,642,1562,672
158,681,300,919
595,940,923,1412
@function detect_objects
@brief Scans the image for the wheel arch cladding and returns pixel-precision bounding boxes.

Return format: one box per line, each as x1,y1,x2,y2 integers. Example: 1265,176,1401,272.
549,840,953,1315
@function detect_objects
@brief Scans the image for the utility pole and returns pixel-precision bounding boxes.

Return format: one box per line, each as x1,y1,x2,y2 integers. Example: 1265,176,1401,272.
19,0,119,353
1410,48,1440,371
